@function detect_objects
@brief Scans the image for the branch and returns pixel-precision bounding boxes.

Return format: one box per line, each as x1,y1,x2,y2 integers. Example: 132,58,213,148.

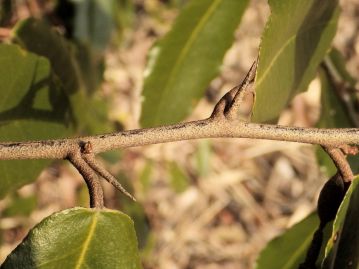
1,120,359,160
322,146,354,182
1,58,358,207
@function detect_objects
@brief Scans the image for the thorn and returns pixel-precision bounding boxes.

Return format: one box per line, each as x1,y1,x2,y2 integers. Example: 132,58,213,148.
82,153,137,202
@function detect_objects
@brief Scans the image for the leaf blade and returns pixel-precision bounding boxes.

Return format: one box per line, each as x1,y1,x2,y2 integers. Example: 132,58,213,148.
252,0,339,122
140,0,249,127
0,44,71,197
255,212,332,269
322,177,359,269
2,208,143,269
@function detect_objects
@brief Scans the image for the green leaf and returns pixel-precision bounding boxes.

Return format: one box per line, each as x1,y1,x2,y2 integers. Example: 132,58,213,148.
255,212,332,269
13,18,80,96
322,177,359,269
12,18,90,129
252,0,339,123
2,207,143,269
0,44,72,197
13,18,110,133
73,0,117,51
140,0,249,127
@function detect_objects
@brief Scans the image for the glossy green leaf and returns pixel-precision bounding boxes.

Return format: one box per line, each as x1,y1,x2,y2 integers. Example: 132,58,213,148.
252,0,339,122
140,0,249,127
0,44,72,197
2,207,142,269
255,212,332,269
322,177,359,269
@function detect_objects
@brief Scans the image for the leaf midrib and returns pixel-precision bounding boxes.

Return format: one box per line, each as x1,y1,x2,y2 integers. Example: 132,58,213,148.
74,212,99,269
152,0,222,126
255,19,338,90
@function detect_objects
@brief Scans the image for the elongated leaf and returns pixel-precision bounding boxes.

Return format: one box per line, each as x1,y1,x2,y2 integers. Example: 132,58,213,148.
0,44,71,197
255,212,332,269
140,0,249,127
322,177,359,269
252,0,339,122
2,207,142,269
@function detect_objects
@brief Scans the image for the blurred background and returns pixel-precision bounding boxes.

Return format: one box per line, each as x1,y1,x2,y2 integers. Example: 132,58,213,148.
0,0,358,268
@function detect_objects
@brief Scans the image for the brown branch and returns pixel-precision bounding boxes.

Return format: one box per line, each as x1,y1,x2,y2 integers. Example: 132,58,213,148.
67,150,104,208
1,59,358,207
322,146,354,182
1,120,359,161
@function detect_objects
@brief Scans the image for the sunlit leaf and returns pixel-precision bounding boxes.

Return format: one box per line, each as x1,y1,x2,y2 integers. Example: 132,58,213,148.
140,0,249,127
252,0,339,122
2,207,143,269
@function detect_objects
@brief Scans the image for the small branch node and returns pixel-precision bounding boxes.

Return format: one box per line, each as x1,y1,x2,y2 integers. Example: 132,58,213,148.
82,153,137,202
80,141,93,154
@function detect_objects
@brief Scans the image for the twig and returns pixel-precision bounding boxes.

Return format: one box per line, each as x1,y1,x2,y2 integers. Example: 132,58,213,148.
68,151,104,208
322,146,354,182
